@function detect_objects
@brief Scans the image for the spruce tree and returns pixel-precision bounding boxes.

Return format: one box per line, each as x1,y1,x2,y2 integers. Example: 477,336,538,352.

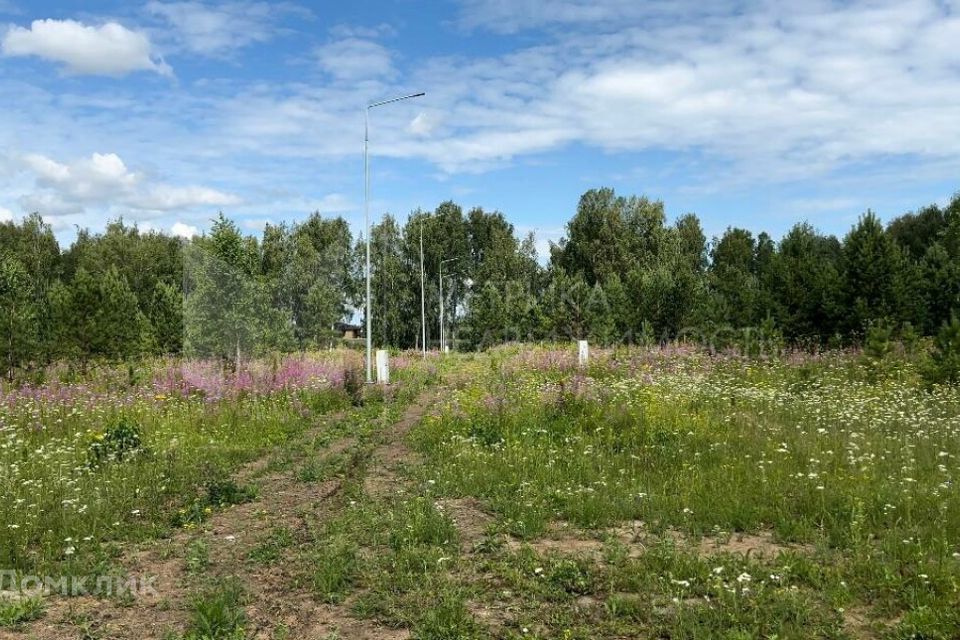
0,255,38,378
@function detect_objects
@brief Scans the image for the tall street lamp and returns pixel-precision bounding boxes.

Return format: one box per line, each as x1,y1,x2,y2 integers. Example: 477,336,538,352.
419,216,427,356
364,92,425,383
439,257,459,353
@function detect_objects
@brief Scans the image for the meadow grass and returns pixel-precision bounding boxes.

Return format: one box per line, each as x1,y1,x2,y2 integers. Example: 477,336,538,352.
5,345,960,638
0,351,359,575
404,346,960,637
0,596,45,628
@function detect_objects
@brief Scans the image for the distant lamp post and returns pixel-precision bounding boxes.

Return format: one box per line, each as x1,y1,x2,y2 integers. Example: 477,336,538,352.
439,257,459,353
364,92,425,382
420,216,427,356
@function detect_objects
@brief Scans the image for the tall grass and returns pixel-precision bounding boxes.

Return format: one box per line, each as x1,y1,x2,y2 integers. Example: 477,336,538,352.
0,351,359,574
413,347,960,620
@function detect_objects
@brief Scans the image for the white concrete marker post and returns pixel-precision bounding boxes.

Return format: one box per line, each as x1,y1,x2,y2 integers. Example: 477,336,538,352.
578,340,589,367
376,350,390,385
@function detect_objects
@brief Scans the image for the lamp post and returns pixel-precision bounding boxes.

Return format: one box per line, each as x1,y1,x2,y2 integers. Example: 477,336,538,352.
364,92,425,382
439,257,459,353
420,216,427,356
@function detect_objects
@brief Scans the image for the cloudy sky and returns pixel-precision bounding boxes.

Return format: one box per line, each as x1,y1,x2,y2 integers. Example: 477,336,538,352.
1,0,959,249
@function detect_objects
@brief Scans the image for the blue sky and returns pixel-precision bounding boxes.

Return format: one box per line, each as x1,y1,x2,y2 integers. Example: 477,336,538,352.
1,0,959,254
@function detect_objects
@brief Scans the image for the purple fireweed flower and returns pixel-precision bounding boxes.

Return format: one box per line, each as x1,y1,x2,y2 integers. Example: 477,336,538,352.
0,352,364,420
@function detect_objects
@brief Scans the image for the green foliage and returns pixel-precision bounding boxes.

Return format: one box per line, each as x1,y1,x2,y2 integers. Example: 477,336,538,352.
843,211,911,333
0,254,38,377
149,281,184,354
185,580,247,640
184,215,292,367
369,214,416,348
900,321,922,355
54,266,151,363
546,557,596,596
311,536,360,603
248,526,294,565
924,314,960,386
465,281,506,349
5,187,960,367
774,223,843,342
554,188,666,286
206,478,258,508
404,348,960,637
87,417,145,467
412,591,480,640
0,361,348,575
863,320,895,381
888,203,947,259
343,366,364,407
262,214,356,348
172,478,257,528
709,227,760,329
864,320,894,361
185,539,210,575
0,597,44,628
388,497,459,551
922,242,960,332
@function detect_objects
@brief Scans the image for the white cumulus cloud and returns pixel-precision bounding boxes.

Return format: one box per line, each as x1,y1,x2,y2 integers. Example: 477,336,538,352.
24,152,139,200
316,37,393,80
17,151,240,215
408,112,439,137
146,1,308,56
1,19,171,76
0,206,14,222
170,221,199,238
137,185,241,211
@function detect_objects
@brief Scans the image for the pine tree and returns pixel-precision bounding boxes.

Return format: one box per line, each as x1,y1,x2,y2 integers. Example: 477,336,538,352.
55,267,148,363
466,281,506,349
920,243,960,332
775,223,843,343
184,215,288,367
149,281,184,354
842,212,906,334
925,315,960,386
586,282,615,345
302,279,341,347
0,255,38,378
97,266,151,360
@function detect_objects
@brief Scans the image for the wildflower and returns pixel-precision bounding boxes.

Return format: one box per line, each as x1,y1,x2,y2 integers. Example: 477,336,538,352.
737,572,752,584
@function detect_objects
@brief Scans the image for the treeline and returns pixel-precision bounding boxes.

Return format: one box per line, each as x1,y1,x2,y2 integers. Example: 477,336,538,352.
1,188,959,378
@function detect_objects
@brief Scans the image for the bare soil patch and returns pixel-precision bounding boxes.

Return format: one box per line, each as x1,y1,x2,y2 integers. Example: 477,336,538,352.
4,395,436,640
438,497,495,550
362,392,435,499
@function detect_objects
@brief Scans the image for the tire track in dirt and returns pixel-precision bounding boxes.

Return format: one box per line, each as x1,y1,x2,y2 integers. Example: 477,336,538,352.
1,409,349,639
3,390,437,640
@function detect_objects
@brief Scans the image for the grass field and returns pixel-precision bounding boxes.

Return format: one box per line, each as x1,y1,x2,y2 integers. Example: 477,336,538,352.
1,345,959,639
